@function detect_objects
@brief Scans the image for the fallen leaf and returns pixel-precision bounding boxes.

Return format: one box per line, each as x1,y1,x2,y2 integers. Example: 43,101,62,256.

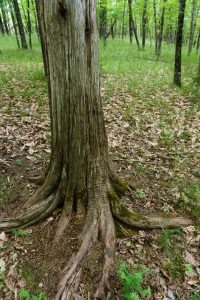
185,251,199,267
0,232,7,248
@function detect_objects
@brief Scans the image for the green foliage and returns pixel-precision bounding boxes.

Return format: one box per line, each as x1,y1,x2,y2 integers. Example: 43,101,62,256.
11,228,29,236
135,189,146,199
180,184,200,230
117,261,151,300
185,263,196,277
158,228,181,252
19,289,46,300
159,228,185,280
190,295,200,300
161,203,171,214
15,159,23,165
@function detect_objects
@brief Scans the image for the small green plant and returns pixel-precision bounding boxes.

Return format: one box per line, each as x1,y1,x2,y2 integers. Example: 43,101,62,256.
158,228,184,280
190,294,200,300
170,252,184,280
117,262,151,300
19,289,46,300
180,184,200,230
123,103,134,122
159,129,174,146
161,203,171,214
15,158,23,165
11,228,29,236
158,228,181,252
185,264,196,277
135,189,146,199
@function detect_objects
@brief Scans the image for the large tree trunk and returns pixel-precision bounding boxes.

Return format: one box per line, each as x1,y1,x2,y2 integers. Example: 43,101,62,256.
142,0,148,49
188,0,197,55
174,0,186,87
12,0,28,49
0,1,192,298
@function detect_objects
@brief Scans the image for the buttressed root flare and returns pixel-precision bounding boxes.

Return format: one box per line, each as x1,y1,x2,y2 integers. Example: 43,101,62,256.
0,174,193,299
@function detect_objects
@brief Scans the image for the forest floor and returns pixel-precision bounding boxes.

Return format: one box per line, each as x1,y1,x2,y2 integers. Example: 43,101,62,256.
0,40,200,300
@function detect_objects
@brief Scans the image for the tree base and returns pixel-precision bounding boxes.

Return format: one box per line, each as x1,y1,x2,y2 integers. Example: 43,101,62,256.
0,170,192,299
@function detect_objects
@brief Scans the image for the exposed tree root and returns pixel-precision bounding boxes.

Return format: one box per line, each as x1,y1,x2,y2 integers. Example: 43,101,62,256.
28,174,46,185
109,187,193,229
24,156,62,208
59,269,82,300
53,199,73,244
0,171,193,299
55,217,99,300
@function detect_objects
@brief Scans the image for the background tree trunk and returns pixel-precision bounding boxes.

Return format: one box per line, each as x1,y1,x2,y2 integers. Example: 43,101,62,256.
196,28,200,53
27,0,32,49
188,0,197,55
0,14,5,35
100,0,107,47
12,0,28,49
1,1,9,35
128,0,133,44
174,0,186,87
31,0,39,38
142,0,148,49
35,0,48,77
8,0,20,48
153,0,158,53
128,0,140,49
122,0,126,41
157,0,166,58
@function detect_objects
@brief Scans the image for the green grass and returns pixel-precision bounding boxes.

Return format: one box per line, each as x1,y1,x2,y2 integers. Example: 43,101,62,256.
0,34,42,64
158,228,185,280
0,36,199,105
179,184,200,231
98,38,199,106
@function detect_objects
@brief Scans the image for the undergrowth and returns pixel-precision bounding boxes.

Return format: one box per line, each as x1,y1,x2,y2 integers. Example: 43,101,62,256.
19,289,46,300
117,261,151,300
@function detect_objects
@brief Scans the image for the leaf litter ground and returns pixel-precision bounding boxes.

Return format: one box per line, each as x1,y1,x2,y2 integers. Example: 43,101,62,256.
0,64,199,299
